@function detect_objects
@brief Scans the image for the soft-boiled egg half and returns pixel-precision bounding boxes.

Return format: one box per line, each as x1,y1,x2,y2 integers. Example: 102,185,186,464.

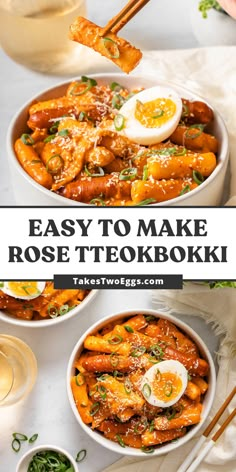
141,360,188,408
0,281,46,300
119,86,182,145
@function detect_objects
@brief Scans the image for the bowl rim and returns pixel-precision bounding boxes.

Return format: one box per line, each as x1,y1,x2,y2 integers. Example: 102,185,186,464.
7,72,229,207
66,308,216,457
0,289,98,328
16,443,79,472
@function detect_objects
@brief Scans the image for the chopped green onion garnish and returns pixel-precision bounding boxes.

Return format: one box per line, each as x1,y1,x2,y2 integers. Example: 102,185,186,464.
46,154,64,174
49,121,60,134
119,167,137,181
59,304,69,316
142,383,151,398
28,434,38,443
193,170,204,185
12,439,21,452
150,343,164,359
145,315,156,322
84,165,105,177
97,374,109,381
28,450,73,471
124,325,134,333
47,304,59,318
182,102,189,117
164,381,173,397
90,402,100,416
44,134,56,143
110,353,119,367
108,335,123,345
70,78,95,96
155,369,162,382
131,346,146,357
185,124,205,139
112,94,125,109
179,184,191,196
110,82,124,92
58,129,69,137
98,385,107,400
142,165,148,181
113,370,124,379
149,420,155,432
13,433,28,441
115,434,126,448
114,113,125,131
21,134,34,146
175,147,187,156
152,109,164,118
135,198,156,206
90,198,106,206
141,446,154,454
102,37,120,58
134,420,147,434
81,76,97,87
79,111,87,121
76,373,85,386
76,449,87,463
124,379,132,394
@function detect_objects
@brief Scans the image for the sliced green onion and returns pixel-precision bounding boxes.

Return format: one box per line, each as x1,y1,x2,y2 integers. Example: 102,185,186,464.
76,373,85,386
90,198,106,206
110,353,119,367
58,129,69,137
155,369,162,382
141,446,154,454
49,121,60,134
90,402,100,416
119,167,137,181
84,165,105,177
182,102,189,117
112,94,125,110
21,285,40,296
47,304,59,318
179,184,191,196
113,370,124,379
76,449,87,463
135,198,156,206
98,385,107,400
28,433,38,443
164,381,173,397
11,438,21,452
110,82,124,92
124,325,134,333
185,124,205,139
130,346,146,357
152,109,164,118
81,76,97,87
21,133,34,146
59,304,69,316
97,374,109,381
79,111,87,121
115,434,126,448
70,80,93,96
46,154,64,174
28,450,73,470
124,379,132,394
149,420,155,432
150,343,164,359
193,170,204,185
174,147,187,156
44,134,56,143
114,113,125,131
142,164,148,181
142,383,151,398
148,356,160,364
108,335,123,345
134,420,147,434
13,433,28,441
102,37,120,58
187,373,192,381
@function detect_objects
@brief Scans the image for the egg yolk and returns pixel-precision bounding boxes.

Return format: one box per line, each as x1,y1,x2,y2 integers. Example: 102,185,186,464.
7,282,40,297
152,371,183,403
135,98,176,128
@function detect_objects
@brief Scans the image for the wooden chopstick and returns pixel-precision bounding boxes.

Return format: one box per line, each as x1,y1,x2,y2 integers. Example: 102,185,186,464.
101,0,151,36
177,386,236,472
185,408,236,472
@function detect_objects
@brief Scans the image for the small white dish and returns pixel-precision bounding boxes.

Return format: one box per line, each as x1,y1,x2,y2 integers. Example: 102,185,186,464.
16,444,79,472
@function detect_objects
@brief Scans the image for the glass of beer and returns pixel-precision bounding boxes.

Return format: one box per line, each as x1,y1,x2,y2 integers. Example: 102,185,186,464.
0,0,87,74
0,335,37,407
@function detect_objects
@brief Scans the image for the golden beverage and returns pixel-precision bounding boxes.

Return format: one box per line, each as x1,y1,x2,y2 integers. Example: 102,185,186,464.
0,335,37,407
0,0,86,74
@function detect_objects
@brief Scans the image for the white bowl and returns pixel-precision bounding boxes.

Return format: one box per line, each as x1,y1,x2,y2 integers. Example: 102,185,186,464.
0,290,97,328
16,444,79,472
67,309,216,457
7,73,229,206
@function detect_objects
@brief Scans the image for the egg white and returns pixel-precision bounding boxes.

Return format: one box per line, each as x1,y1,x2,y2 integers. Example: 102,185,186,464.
141,359,188,408
120,86,182,145
1,281,46,300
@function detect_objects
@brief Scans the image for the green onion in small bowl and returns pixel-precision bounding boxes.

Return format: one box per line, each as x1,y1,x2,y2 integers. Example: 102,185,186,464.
16,445,79,472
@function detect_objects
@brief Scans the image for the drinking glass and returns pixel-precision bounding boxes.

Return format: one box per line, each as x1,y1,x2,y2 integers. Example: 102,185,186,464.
0,335,37,407
0,0,87,74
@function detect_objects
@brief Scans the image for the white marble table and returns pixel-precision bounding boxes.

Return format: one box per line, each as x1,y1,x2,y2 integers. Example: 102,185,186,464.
0,289,219,472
